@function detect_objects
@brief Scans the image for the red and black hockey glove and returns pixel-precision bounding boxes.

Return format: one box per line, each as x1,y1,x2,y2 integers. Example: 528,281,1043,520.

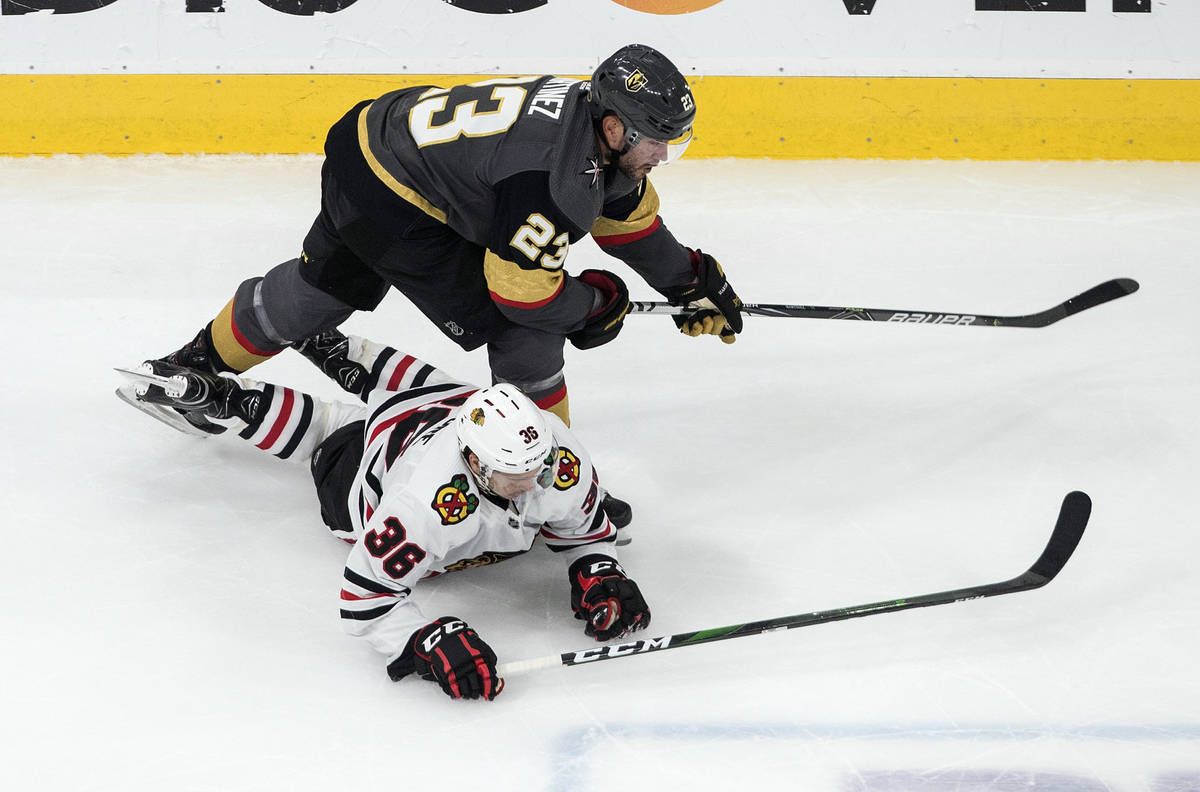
387,617,503,701
567,269,631,350
665,249,743,344
569,554,651,641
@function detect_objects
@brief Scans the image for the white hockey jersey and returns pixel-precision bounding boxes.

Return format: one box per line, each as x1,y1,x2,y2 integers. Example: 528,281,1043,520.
227,344,618,665
331,368,616,663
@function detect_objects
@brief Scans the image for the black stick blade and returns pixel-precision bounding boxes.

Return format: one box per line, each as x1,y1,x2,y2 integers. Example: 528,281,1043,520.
1008,279,1140,326
1026,490,1091,583
1060,278,1140,320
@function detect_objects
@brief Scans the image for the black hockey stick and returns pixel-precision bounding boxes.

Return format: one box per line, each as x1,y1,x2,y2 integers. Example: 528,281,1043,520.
630,278,1138,327
496,491,1091,677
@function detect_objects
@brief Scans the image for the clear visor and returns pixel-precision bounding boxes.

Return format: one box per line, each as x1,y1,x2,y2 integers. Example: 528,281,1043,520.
488,443,558,490
535,443,558,488
627,128,693,166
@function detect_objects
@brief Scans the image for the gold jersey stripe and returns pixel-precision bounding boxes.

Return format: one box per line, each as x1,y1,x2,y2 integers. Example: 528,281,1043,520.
542,392,570,427
591,179,661,239
210,298,276,372
356,102,448,224
483,251,564,308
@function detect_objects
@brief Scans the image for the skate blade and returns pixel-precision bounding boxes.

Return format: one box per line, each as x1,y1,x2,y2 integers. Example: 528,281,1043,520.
114,384,215,438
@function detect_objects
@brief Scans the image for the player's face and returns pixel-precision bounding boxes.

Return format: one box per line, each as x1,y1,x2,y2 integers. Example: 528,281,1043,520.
604,116,693,181
470,446,557,499
617,129,694,180
617,137,669,180
488,468,541,498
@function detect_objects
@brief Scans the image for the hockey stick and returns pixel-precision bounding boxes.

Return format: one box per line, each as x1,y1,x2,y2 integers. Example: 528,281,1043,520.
631,278,1138,327
496,491,1091,677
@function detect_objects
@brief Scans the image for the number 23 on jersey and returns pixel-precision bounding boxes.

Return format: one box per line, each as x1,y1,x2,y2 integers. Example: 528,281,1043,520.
407,78,536,148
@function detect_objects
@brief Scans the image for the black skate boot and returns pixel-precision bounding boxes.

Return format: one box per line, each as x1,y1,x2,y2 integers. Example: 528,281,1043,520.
130,360,262,425
151,325,235,435
602,492,634,546
292,328,368,396
116,325,253,437
116,325,236,436
160,324,227,374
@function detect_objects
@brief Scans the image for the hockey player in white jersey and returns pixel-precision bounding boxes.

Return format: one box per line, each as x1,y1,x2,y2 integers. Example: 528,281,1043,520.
120,329,648,702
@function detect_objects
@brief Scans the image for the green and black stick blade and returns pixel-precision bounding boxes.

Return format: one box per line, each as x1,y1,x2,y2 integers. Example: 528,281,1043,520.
497,491,1091,677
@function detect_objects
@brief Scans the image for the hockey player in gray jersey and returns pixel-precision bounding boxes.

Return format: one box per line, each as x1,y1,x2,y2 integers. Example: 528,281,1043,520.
123,43,743,434
122,329,649,701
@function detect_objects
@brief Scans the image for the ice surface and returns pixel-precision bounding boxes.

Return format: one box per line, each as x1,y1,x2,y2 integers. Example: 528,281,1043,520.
1,155,1197,791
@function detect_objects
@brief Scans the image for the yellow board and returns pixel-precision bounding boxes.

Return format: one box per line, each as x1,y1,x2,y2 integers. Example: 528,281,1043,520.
2,74,1198,160
694,76,1200,161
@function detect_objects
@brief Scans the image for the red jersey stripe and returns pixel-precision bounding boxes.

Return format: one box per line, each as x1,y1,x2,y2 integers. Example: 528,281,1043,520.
256,388,295,450
488,276,565,309
340,589,394,601
368,405,419,447
387,355,417,391
230,315,282,358
593,216,661,247
541,519,613,543
535,384,567,411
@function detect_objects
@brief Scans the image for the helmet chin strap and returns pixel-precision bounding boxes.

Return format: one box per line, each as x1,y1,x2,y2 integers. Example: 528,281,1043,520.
595,114,638,163
620,124,644,156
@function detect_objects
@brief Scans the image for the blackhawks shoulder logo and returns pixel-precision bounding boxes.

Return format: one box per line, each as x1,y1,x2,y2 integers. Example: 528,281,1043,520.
431,474,480,525
553,447,581,490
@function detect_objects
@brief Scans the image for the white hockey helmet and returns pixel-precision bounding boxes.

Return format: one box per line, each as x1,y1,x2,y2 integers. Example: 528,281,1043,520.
455,384,557,491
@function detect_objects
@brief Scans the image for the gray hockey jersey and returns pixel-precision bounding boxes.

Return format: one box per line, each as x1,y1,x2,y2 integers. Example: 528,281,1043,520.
324,76,696,331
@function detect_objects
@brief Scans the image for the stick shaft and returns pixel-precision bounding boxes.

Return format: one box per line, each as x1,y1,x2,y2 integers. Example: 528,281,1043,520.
496,491,1090,677
632,278,1138,327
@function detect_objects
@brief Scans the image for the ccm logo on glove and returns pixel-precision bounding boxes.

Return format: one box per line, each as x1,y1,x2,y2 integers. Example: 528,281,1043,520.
388,616,503,701
420,618,465,653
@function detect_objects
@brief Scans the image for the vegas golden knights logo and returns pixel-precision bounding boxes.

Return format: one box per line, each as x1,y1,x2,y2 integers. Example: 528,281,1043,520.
625,69,648,93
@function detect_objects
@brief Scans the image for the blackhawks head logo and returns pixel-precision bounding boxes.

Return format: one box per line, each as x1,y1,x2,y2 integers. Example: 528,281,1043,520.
431,474,479,525
553,447,581,490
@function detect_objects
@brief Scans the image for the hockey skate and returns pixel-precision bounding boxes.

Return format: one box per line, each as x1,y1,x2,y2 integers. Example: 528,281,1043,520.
292,328,368,396
116,360,260,434
116,326,234,436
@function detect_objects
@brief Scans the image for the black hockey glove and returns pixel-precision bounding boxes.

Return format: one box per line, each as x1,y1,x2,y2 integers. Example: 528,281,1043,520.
569,554,650,641
386,617,503,701
567,269,631,350
665,249,743,344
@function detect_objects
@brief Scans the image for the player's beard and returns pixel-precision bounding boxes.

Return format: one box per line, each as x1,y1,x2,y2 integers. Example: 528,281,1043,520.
616,152,655,181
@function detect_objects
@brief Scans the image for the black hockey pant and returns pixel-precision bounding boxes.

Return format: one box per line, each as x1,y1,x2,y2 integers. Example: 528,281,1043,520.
220,162,568,404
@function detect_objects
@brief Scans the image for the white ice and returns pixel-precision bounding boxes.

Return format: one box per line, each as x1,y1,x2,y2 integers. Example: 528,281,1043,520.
1,155,1197,792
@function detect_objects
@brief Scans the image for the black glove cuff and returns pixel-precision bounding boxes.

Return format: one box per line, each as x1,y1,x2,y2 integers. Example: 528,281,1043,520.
385,616,455,681
386,640,420,682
